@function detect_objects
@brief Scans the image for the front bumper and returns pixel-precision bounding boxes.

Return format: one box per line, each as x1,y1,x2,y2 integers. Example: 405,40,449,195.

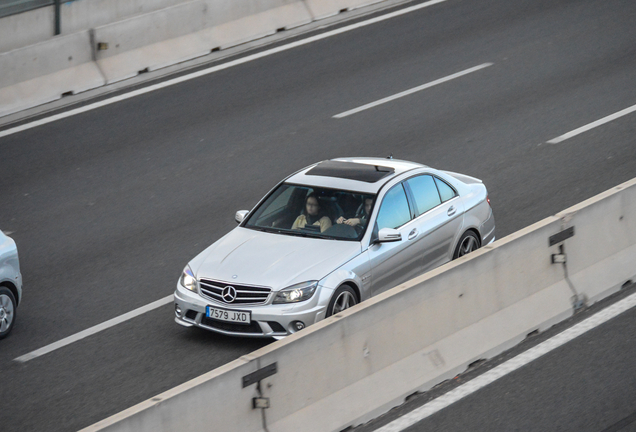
174,284,330,338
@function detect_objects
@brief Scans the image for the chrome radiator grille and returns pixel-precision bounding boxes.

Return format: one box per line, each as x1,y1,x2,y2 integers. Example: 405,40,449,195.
199,279,271,305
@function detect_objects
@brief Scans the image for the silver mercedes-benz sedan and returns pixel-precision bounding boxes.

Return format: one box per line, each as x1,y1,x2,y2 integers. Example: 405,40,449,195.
174,157,495,338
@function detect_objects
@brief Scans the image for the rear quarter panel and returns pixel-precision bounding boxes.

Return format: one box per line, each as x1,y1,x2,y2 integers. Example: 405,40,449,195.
462,184,493,244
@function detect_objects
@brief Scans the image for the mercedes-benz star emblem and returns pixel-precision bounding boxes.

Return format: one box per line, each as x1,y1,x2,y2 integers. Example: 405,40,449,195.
222,286,237,303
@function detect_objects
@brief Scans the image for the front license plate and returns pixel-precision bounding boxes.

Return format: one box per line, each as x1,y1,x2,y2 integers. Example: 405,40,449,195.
206,306,251,325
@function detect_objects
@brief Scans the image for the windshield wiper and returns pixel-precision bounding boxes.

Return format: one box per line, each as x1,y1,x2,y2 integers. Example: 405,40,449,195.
301,232,332,239
247,226,332,239
248,226,286,234
247,226,308,237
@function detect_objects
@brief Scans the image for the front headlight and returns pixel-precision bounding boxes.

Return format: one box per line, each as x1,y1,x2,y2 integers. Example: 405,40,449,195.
273,281,318,304
179,265,197,292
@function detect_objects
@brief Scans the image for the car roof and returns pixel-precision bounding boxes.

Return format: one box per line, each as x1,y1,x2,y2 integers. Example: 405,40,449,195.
285,157,428,193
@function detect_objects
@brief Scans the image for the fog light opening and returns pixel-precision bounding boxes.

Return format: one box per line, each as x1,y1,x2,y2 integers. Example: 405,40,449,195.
291,321,305,332
175,305,182,317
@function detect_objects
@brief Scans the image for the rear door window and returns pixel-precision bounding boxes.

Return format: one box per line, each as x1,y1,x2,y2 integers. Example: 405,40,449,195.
405,175,442,216
434,177,457,202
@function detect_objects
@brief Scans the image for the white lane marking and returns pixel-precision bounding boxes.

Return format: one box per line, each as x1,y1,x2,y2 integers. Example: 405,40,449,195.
333,63,493,118
547,103,636,144
0,0,448,140
14,295,173,363
376,291,636,432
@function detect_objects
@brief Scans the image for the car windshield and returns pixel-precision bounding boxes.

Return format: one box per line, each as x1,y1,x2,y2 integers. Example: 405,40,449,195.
244,183,376,241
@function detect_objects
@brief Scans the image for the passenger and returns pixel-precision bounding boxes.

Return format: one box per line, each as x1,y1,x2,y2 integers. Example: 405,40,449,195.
337,197,373,228
292,193,333,233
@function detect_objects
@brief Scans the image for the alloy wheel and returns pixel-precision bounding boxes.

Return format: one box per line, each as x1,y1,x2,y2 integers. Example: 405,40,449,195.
332,291,356,314
458,235,478,257
0,293,14,333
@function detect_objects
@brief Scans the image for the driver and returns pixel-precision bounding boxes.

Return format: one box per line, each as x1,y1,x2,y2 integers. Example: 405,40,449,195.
337,197,373,228
292,193,333,233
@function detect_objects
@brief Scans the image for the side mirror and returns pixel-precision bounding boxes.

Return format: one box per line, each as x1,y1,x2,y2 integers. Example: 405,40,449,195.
235,210,249,224
378,227,401,243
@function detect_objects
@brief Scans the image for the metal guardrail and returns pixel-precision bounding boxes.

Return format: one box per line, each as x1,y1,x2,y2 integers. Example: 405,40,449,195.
0,0,53,18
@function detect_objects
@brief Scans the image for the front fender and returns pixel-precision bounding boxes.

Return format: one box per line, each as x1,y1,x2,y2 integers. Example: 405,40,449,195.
319,250,371,301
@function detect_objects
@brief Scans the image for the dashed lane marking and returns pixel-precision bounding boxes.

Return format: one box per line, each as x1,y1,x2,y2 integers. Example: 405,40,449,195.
333,63,493,118
547,103,636,144
14,295,173,363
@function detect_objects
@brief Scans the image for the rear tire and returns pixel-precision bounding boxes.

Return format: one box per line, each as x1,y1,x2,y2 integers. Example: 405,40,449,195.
453,231,480,259
0,287,17,340
326,285,358,317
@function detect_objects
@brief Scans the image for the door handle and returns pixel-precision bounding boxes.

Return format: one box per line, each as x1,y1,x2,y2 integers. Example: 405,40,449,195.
408,228,418,240
447,206,456,216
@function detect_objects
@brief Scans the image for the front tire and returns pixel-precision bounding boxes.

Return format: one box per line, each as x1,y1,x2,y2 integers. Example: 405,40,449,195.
326,285,358,317
0,287,17,340
453,231,480,259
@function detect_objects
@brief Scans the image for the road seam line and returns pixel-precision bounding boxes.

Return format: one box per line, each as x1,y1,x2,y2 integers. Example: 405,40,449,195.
14,295,173,363
333,63,493,118
547,103,636,144
0,0,447,140
375,290,636,432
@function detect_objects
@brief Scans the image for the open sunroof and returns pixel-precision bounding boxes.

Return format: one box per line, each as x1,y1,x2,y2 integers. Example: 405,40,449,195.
306,160,395,183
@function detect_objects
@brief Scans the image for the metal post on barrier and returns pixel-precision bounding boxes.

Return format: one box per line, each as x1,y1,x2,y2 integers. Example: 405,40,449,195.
54,0,60,35
242,362,277,432
549,225,587,311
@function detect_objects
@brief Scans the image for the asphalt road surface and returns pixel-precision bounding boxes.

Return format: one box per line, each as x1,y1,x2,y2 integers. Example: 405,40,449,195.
1,0,635,430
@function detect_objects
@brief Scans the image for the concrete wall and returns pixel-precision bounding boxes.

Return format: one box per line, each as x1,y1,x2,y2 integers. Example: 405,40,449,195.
0,6,54,53
0,0,194,53
80,179,636,432
60,0,193,35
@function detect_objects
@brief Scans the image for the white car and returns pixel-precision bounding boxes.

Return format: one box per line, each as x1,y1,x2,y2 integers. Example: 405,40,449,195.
174,158,495,338
0,230,22,339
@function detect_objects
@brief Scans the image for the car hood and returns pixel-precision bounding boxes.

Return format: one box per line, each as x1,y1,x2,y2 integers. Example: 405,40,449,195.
190,227,361,290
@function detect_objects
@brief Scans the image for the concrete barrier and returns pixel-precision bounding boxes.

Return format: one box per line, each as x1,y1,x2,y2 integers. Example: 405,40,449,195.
91,0,315,84
199,0,312,50
0,31,105,117
92,1,209,84
555,184,636,303
304,0,386,20
0,0,314,54
81,177,636,432
92,0,313,84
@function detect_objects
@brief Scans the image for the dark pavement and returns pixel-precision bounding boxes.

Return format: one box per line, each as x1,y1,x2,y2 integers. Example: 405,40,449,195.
1,0,635,430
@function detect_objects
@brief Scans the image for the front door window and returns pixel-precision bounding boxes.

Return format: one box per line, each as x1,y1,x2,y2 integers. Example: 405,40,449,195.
376,184,412,230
